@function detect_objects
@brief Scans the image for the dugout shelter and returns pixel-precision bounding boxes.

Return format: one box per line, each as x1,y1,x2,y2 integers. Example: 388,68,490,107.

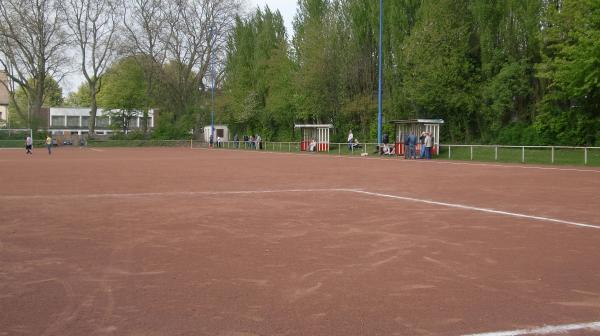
294,124,333,152
391,119,444,156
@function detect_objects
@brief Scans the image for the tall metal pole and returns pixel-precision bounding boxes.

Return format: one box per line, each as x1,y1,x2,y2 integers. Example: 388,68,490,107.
377,0,383,145
211,65,215,139
210,29,215,141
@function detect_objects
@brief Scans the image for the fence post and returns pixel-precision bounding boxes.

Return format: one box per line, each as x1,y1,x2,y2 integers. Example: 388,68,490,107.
551,146,555,164
584,147,588,165
470,146,473,160
522,146,525,163
495,146,498,161
448,145,451,159
338,144,341,156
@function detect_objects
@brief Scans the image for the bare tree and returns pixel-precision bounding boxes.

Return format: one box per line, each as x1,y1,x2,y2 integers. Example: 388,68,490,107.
120,0,240,130
121,0,169,134
160,0,241,120
60,0,120,136
0,0,69,127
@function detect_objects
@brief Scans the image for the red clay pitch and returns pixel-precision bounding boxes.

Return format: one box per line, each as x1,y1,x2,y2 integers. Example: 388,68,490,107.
1,147,600,336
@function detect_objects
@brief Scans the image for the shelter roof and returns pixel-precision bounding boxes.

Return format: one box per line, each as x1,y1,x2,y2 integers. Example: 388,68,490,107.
294,124,334,129
390,119,444,125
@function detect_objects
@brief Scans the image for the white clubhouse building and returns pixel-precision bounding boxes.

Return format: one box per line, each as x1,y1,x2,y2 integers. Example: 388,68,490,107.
47,107,156,135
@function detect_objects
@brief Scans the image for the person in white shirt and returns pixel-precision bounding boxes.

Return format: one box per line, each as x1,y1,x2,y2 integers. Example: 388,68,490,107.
309,139,317,152
25,136,33,155
424,132,433,159
347,130,354,150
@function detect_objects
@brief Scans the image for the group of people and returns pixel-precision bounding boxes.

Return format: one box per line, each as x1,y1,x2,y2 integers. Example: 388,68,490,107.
24,135,54,155
240,134,262,150
208,134,224,148
209,133,262,149
404,131,433,160
347,129,434,159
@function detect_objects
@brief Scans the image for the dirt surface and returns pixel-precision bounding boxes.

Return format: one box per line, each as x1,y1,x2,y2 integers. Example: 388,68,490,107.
1,147,600,336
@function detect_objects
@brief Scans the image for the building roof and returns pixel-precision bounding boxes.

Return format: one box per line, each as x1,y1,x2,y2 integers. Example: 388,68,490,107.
294,124,334,129
49,107,155,117
389,119,444,125
0,71,10,106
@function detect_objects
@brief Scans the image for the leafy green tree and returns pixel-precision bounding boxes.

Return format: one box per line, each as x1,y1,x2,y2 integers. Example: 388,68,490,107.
222,7,295,139
8,77,64,128
217,0,598,146
97,57,146,133
400,0,480,142
65,83,92,107
535,0,600,145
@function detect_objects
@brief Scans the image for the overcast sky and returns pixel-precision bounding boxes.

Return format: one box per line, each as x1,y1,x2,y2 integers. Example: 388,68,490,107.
246,0,297,34
61,0,298,94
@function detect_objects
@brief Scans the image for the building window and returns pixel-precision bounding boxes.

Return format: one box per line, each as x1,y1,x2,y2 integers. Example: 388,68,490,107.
67,116,79,127
96,116,109,127
81,116,89,127
51,115,65,127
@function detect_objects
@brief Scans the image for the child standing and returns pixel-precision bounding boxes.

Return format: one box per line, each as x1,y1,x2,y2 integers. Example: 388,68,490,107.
25,136,33,154
45,135,52,155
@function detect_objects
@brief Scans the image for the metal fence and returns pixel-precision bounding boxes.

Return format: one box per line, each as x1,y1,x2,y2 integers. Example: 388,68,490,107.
8,137,593,166
191,140,395,157
194,140,599,166
442,144,600,166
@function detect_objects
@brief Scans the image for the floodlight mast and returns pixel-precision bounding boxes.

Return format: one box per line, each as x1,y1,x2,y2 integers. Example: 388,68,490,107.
211,65,215,140
377,0,383,145
210,27,215,142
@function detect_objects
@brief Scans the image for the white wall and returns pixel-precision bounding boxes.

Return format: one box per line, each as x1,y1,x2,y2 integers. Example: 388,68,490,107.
203,125,229,142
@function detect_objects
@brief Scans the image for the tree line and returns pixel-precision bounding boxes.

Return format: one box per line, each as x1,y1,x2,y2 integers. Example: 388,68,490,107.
1,0,598,145
0,0,240,138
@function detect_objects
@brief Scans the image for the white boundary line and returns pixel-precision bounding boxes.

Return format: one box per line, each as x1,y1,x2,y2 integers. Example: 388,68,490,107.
3,184,598,334
463,321,600,336
348,190,600,230
0,188,358,200
3,187,598,230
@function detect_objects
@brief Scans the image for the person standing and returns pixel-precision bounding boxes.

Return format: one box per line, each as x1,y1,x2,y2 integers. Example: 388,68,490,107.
25,136,33,155
424,132,433,160
45,135,52,155
419,132,426,158
408,132,418,159
347,130,354,150
233,133,239,148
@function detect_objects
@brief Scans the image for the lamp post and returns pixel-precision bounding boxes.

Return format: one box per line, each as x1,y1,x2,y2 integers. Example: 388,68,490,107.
377,0,383,145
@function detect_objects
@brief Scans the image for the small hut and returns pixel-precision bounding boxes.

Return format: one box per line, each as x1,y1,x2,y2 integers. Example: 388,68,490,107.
294,124,333,152
391,119,444,155
203,125,229,143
